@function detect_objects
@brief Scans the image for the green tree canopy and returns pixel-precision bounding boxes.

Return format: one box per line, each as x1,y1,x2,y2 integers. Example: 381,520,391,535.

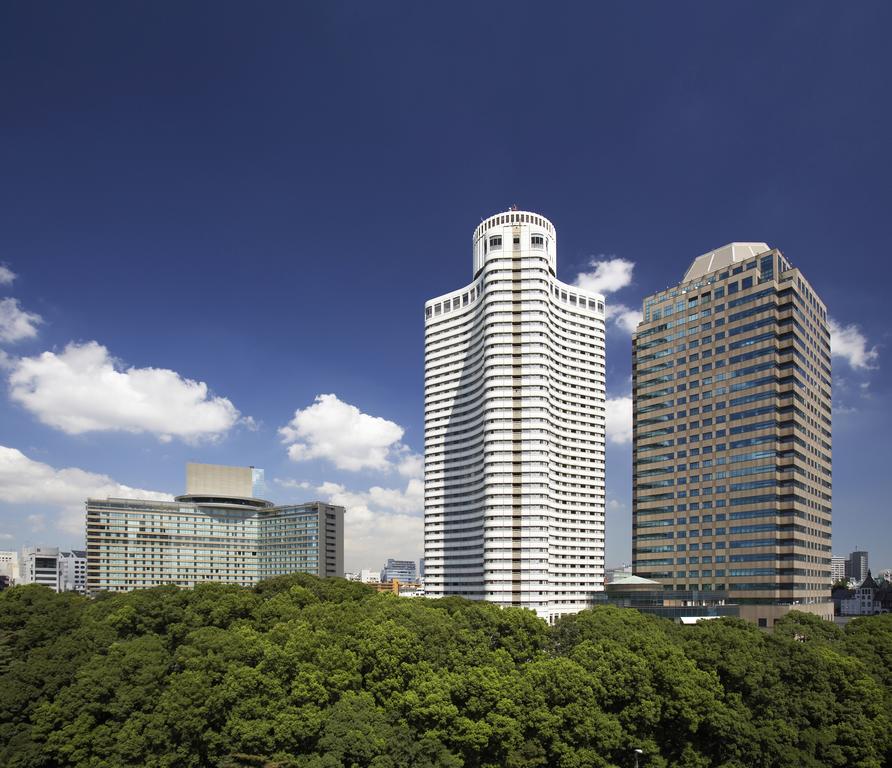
1,580,888,768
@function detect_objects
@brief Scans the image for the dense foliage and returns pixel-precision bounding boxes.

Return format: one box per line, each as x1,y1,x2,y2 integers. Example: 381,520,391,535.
0,576,889,768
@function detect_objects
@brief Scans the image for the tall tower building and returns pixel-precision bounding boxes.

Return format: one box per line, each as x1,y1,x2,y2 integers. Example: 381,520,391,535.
632,243,833,626
424,209,607,621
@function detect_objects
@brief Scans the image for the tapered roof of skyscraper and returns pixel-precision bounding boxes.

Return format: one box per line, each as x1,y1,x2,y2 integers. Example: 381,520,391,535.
682,242,771,282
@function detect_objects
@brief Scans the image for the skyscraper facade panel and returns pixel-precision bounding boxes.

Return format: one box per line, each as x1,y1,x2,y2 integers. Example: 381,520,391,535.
424,210,607,621
632,245,832,612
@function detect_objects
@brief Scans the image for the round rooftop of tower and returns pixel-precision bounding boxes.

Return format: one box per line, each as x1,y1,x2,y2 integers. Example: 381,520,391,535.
472,209,557,278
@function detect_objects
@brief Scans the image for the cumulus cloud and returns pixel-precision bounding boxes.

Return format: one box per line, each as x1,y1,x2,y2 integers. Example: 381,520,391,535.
607,302,643,334
396,452,424,479
0,298,42,343
280,393,421,473
606,395,633,444
0,446,173,536
8,341,242,441
274,478,312,490
829,318,878,371
312,478,424,569
26,514,46,532
0,265,15,285
574,257,635,295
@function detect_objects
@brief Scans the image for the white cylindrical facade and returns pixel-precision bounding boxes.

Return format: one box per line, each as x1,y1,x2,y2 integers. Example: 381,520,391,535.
424,210,606,621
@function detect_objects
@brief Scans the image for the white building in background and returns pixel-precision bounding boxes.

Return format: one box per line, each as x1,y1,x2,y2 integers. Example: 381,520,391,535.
423,209,607,622
358,568,380,584
19,546,61,591
59,550,87,593
831,555,847,584
0,551,18,582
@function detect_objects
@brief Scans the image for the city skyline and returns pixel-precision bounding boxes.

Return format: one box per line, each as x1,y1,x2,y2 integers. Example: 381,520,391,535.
1,4,890,571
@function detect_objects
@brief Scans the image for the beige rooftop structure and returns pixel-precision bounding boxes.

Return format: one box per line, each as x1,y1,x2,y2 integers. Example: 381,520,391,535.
682,242,770,283
186,462,254,498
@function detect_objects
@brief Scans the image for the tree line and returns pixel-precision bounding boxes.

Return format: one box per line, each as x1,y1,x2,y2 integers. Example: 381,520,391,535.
0,575,889,768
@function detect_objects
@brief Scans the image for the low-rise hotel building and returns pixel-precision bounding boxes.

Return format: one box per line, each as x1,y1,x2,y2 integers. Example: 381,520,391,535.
86,462,344,592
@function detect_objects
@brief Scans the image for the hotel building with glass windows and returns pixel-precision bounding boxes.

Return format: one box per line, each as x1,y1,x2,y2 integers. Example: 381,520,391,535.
424,209,607,622
632,243,833,626
86,462,344,592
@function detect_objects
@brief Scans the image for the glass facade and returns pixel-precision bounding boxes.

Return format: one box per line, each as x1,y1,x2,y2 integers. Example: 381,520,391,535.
633,246,832,607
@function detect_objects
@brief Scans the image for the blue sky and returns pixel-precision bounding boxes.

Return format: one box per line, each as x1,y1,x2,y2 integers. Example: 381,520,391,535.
1,3,889,572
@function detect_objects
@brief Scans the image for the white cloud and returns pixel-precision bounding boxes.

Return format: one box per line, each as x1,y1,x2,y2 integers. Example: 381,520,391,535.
312,478,424,570
0,532,13,541
0,445,173,537
574,257,635,295
274,478,312,490
0,298,42,343
0,265,15,285
396,452,424,479
829,318,878,371
26,514,46,532
607,302,643,334
8,341,242,442
280,393,418,473
606,395,633,444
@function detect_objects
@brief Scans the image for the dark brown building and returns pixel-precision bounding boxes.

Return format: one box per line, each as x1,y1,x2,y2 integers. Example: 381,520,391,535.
632,243,833,626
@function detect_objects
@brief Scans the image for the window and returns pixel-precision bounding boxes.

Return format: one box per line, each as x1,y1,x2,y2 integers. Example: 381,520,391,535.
490,236,502,250
531,235,544,248
513,236,520,245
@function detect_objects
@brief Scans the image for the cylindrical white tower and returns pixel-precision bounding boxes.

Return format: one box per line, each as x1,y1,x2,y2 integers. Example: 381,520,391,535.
423,209,607,621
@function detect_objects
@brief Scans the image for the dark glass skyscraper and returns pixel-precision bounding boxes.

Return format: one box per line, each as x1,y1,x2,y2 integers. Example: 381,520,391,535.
632,243,833,626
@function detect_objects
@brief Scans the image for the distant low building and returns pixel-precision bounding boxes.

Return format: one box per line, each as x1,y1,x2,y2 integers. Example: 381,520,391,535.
0,550,18,584
592,574,739,623
381,558,417,584
837,571,891,616
59,550,87,593
19,547,61,591
595,573,834,627
605,564,633,583
86,462,345,592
